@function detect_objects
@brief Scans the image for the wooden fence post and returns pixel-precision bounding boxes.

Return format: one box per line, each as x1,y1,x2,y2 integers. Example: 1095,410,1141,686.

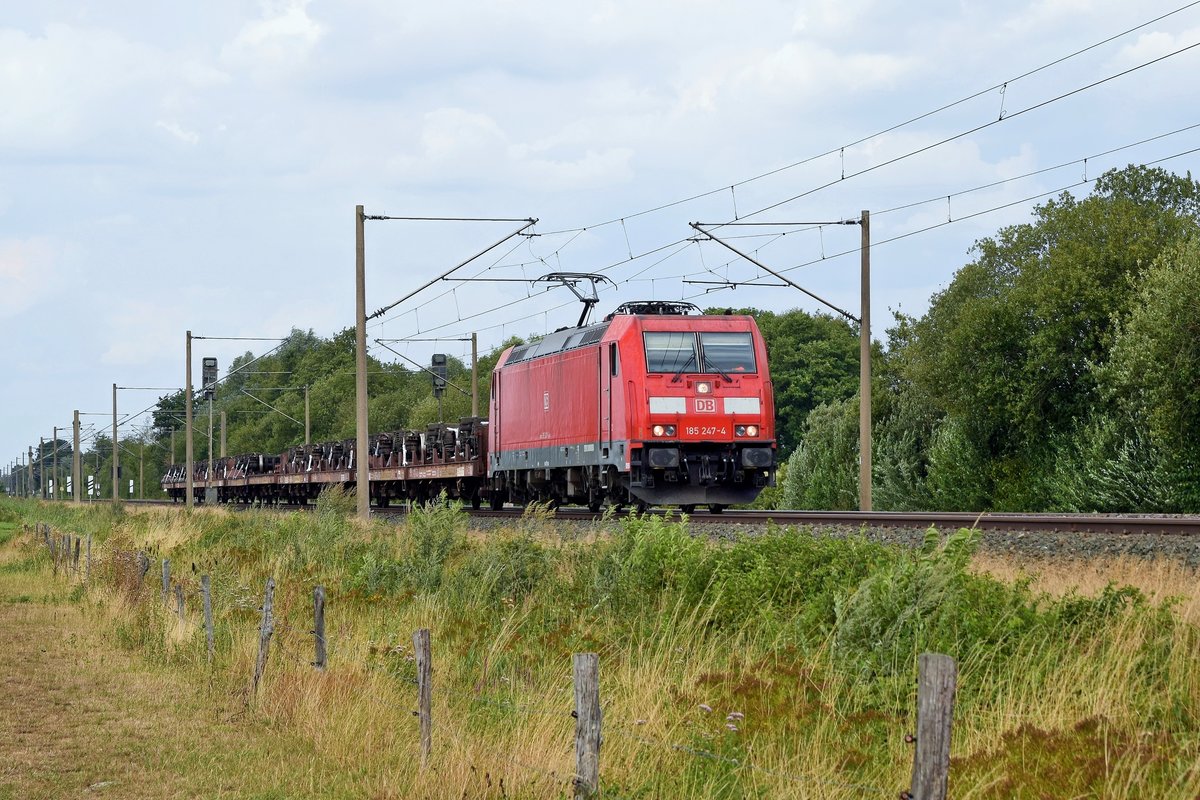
174,583,185,622
161,559,170,603
85,536,92,583
73,537,81,574
252,578,276,697
201,575,214,665
573,653,601,800
136,552,150,589
413,628,432,769
50,535,58,576
907,653,957,800
313,586,327,671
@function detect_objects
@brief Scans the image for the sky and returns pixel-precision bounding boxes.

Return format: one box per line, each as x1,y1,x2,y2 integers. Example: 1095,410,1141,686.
2,0,1199,468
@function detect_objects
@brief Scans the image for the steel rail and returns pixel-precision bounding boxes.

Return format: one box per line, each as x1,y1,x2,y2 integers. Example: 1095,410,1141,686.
682,510,1200,535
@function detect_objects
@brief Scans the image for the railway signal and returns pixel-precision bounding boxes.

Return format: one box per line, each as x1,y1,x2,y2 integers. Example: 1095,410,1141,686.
202,357,218,401
432,353,447,422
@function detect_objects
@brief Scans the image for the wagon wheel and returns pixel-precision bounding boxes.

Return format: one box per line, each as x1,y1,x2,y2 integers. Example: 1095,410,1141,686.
489,493,505,511
708,504,726,514
679,504,696,515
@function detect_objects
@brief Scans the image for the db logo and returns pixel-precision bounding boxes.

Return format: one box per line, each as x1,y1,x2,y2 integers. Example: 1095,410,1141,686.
694,398,717,413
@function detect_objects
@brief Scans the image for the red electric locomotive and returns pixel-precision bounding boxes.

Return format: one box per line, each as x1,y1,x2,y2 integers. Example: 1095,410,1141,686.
488,301,777,513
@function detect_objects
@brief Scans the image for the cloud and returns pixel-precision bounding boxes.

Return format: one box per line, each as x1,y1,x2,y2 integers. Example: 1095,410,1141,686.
386,107,635,192
0,24,161,149
1113,26,1200,65
0,22,230,155
155,120,200,146
100,298,191,366
0,238,59,318
1003,0,1098,35
221,0,324,76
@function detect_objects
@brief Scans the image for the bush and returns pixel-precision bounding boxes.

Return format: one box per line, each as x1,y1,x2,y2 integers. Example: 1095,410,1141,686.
447,534,551,605
782,398,859,510
346,494,467,597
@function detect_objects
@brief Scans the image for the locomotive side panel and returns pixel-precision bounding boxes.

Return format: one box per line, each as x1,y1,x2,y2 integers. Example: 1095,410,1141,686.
495,346,601,453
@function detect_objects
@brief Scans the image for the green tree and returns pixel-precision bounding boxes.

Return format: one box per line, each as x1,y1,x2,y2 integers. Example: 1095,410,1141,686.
898,165,1200,508
1096,235,1200,509
718,307,861,456
780,397,859,510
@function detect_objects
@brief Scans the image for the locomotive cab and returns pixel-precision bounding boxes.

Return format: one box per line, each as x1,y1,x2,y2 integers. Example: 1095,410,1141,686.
627,311,776,510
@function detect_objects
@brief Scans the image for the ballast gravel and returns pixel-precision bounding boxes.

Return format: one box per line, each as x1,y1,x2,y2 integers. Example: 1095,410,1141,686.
465,514,1200,567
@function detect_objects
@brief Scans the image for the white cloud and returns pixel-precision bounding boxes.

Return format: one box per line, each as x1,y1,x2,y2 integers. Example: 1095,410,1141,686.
386,108,636,192
1003,0,1098,35
100,298,191,366
221,0,324,75
0,238,59,318
155,120,200,146
737,42,914,97
1114,26,1200,65
0,24,159,149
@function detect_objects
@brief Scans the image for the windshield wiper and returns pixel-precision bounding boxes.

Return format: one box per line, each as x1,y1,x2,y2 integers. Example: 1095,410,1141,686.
701,354,732,382
670,352,696,383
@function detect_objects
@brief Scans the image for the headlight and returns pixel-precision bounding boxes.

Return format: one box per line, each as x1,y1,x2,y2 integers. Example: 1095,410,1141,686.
652,424,676,437
734,425,746,436
746,425,758,437
695,382,712,394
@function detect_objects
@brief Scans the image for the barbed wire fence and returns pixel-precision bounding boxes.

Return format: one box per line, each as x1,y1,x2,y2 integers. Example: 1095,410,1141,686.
27,519,956,800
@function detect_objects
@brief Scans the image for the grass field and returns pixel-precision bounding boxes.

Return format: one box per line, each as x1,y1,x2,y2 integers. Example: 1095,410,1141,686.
2,495,1198,798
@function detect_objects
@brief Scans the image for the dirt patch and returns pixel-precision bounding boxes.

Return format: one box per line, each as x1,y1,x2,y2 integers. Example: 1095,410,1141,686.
0,538,355,800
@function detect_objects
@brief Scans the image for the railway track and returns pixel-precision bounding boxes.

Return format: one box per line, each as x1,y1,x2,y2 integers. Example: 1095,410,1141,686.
685,510,1200,536
119,499,1200,536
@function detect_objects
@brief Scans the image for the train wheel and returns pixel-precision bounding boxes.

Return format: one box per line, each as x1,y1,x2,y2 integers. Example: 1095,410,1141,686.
708,504,726,514
679,504,696,515
634,500,650,514
490,494,504,511
471,494,482,510
587,500,602,513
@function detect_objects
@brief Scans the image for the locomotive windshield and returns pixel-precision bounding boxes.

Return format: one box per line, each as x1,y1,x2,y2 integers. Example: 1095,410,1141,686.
699,332,756,373
643,331,757,374
644,332,696,372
